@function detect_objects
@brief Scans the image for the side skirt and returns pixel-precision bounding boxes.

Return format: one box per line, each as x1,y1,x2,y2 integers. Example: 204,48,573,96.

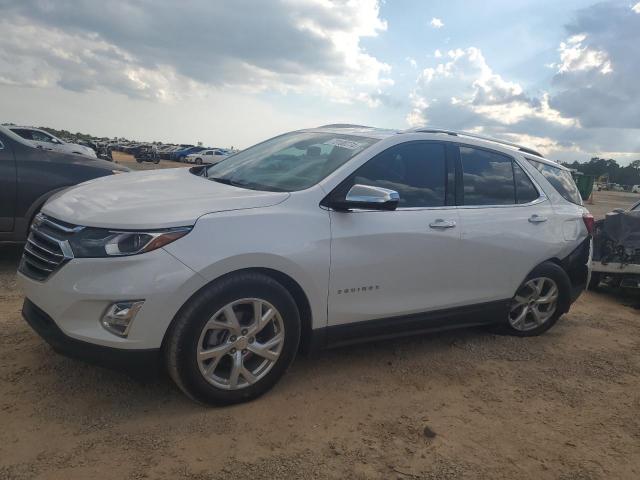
308,299,510,352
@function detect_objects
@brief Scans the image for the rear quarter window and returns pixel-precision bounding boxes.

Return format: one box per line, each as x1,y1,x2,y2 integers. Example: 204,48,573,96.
527,159,582,205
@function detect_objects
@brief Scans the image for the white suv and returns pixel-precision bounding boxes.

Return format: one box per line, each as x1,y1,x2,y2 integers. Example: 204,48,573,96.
18,125,593,405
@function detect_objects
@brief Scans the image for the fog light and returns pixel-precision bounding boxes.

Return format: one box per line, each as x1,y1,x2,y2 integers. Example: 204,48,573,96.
101,301,144,337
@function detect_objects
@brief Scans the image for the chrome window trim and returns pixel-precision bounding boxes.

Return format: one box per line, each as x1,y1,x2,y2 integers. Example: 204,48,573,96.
322,139,548,212
325,198,547,213
455,195,548,210
0,139,4,150
339,205,458,213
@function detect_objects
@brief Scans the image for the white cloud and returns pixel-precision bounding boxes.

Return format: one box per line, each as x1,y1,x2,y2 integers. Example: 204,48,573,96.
633,2,640,14
0,0,392,106
434,49,443,58
406,2,640,163
410,47,572,125
0,19,193,102
405,46,579,157
430,17,444,28
549,1,640,129
557,34,612,74
406,57,417,68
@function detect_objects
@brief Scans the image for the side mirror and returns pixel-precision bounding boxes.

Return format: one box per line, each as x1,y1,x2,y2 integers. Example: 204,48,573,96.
330,184,399,211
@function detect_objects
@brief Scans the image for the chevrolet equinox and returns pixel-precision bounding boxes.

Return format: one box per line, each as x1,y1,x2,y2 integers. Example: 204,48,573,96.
18,125,593,405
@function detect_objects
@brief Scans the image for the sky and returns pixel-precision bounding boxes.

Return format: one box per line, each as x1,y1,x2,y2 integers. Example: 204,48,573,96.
0,0,639,164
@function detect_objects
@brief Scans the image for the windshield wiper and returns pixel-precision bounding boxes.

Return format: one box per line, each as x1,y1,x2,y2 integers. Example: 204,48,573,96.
209,176,286,192
209,176,237,186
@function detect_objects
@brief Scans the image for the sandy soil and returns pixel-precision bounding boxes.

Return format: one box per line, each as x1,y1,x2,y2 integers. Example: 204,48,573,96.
112,151,187,170
586,190,638,219
0,184,638,479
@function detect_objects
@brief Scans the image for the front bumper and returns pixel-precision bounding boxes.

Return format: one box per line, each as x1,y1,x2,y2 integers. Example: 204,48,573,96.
17,247,207,350
22,298,159,374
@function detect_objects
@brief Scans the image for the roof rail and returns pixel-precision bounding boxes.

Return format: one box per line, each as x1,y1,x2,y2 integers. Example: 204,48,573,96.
318,124,373,129
406,127,544,158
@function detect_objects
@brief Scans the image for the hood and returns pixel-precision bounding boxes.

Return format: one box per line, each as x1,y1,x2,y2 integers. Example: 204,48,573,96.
42,168,290,229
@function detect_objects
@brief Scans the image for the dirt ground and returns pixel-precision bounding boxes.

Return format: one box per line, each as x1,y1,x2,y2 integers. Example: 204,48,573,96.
585,190,638,219
0,180,639,479
112,151,187,170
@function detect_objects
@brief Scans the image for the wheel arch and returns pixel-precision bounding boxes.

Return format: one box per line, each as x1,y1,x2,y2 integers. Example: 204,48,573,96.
16,186,70,240
513,257,574,314
161,266,315,356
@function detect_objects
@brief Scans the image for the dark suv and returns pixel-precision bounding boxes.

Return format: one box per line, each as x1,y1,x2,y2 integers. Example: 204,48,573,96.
0,126,129,243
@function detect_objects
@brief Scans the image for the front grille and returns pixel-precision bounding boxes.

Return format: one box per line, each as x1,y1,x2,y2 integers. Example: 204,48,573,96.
19,214,80,281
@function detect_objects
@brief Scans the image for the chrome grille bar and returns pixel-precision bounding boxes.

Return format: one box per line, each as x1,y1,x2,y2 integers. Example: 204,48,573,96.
19,214,76,282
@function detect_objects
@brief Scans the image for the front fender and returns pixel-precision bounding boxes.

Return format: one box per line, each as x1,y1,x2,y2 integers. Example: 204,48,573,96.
163,204,331,330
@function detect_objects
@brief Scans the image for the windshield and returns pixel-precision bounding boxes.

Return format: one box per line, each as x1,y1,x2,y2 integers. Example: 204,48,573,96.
205,131,379,191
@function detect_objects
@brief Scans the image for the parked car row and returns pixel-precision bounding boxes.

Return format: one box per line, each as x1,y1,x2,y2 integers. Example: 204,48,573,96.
596,182,640,193
117,143,234,164
2,126,238,166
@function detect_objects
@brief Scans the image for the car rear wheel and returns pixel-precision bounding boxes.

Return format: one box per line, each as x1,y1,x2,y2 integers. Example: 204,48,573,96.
195,158,202,165
165,272,301,405
503,262,571,337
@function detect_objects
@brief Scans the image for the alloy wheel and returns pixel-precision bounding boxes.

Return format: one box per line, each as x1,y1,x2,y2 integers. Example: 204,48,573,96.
509,277,559,331
196,298,285,390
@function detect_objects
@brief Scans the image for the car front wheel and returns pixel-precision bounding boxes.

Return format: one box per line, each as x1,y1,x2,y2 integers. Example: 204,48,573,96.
165,272,301,405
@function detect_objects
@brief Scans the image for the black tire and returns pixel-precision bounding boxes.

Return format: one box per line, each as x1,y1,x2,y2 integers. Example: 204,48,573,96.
165,271,301,405
136,158,143,163
195,158,202,165
501,261,572,337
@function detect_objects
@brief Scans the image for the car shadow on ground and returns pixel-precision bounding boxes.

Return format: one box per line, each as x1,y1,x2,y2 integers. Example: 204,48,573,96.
595,286,640,309
16,321,498,420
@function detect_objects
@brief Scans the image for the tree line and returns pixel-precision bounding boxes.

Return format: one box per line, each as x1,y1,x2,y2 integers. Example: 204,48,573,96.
562,157,640,186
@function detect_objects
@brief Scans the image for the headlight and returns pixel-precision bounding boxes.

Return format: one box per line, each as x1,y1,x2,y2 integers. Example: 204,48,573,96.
69,226,192,258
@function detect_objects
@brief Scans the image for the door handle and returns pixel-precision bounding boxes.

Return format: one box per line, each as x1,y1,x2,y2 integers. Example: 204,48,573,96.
429,219,456,229
528,214,548,224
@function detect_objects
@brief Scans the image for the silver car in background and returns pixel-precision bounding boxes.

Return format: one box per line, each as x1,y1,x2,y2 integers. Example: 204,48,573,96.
9,126,97,158
184,148,230,165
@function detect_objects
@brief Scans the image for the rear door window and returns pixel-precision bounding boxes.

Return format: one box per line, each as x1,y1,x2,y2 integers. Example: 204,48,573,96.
460,146,515,205
513,162,539,204
526,159,582,205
